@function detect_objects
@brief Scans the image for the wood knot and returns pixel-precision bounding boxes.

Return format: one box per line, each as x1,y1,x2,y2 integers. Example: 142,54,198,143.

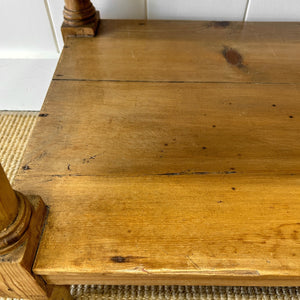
213,21,230,28
223,46,243,67
111,256,128,263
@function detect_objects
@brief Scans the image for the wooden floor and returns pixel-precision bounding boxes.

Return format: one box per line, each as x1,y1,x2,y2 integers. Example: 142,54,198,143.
14,20,300,286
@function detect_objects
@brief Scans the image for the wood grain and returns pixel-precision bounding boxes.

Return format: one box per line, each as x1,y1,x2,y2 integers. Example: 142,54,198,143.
0,165,48,298
49,285,73,299
0,195,48,299
0,164,18,230
63,0,97,26
13,20,300,286
56,20,300,83
15,175,300,285
17,81,300,178
14,81,300,285
61,11,100,42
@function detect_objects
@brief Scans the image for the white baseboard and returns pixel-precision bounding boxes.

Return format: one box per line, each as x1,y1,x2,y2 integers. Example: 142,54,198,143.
0,59,58,111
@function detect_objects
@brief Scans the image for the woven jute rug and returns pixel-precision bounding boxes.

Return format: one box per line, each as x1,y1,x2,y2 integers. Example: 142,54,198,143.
0,111,299,300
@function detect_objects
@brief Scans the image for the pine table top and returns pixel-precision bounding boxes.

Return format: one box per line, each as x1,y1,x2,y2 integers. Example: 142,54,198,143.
14,20,300,286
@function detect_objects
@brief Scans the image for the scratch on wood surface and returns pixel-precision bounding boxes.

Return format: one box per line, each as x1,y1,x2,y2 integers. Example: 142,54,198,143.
152,269,261,276
131,51,136,60
157,171,237,176
133,267,151,274
121,267,152,274
118,268,261,276
186,255,200,270
270,47,278,58
22,165,31,170
82,155,97,164
23,151,48,169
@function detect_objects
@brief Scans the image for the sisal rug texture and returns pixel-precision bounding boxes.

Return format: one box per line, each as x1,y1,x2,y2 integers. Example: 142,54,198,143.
0,111,38,182
0,111,299,300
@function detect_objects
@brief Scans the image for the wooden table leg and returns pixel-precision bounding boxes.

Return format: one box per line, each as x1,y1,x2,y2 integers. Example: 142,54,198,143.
49,286,74,300
61,0,100,42
0,163,73,299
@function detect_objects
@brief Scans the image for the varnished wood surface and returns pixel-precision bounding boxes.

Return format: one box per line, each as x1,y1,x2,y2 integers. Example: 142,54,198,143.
16,175,300,285
0,195,48,299
14,20,300,286
55,20,300,84
63,0,97,26
16,81,300,177
0,164,18,230
49,285,73,299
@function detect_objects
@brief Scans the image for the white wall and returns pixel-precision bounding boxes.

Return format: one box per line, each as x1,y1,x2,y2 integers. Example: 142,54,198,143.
48,0,300,52
246,0,300,21
48,0,146,51
0,0,59,58
0,59,58,110
0,0,59,110
0,0,300,110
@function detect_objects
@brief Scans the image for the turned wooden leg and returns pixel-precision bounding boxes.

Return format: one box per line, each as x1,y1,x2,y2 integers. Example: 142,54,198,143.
0,164,73,299
61,0,100,42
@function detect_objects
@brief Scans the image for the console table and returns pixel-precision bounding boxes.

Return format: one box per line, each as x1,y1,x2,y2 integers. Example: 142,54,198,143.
0,0,299,298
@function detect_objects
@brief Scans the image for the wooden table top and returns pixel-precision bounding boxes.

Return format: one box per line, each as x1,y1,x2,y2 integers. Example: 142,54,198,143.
14,20,300,286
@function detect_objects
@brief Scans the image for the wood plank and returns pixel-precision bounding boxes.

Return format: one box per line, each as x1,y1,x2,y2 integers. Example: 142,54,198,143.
13,80,300,285
13,20,300,286
54,20,300,83
17,81,300,178
15,175,300,285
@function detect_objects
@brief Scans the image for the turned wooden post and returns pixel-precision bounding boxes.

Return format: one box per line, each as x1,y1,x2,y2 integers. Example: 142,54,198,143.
0,164,35,258
0,166,18,232
0,163,47,298
61,0,100,42
0,164,73,299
